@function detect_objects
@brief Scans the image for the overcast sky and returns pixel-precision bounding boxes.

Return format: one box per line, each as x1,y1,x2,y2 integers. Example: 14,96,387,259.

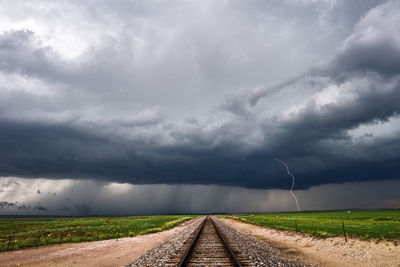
1,0,399,215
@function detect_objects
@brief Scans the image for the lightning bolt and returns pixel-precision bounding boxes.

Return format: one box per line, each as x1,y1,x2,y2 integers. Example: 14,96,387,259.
276,158,301,212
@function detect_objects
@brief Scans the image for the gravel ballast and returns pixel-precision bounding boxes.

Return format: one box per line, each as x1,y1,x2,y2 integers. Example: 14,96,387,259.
129,216,313,266
213,216,313,267
128,217,204,266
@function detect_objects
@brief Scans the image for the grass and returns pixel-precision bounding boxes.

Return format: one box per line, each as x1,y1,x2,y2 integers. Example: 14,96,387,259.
221,209,400,240
0,215,198,251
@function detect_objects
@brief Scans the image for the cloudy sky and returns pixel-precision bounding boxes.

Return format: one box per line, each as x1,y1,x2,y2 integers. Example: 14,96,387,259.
1,0,400,215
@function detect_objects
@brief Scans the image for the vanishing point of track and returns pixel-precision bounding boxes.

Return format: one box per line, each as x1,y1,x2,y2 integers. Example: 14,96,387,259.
133,215,310,266
176,216,243,267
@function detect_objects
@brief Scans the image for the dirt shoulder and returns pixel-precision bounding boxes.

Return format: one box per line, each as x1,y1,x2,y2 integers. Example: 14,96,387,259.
220,217,400,267
0,218,200,267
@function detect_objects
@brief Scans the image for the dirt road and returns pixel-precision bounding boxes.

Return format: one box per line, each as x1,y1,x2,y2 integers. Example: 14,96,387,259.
0,219,197,267
220,217,400,267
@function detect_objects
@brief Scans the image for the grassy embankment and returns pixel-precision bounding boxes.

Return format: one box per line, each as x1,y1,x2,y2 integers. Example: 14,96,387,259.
222,210,400,240
0,215,198,251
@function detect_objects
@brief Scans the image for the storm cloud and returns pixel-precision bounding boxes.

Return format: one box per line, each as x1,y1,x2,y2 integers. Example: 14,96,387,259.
0,0,399,212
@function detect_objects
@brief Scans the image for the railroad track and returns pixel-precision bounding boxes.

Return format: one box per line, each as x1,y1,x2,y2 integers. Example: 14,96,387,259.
132,216,310,267
169,216,247,267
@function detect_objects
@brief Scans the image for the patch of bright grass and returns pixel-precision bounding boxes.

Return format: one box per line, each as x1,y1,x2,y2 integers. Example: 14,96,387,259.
221,210,400,240
0,215,198,251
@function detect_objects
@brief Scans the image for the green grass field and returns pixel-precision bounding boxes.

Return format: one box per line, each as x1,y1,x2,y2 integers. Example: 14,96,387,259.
0,215,198,251
222,210,400,240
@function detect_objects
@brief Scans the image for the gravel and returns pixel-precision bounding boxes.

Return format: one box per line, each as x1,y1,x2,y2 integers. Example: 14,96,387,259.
127,217,204,266
213,217,314,267
128,216,314,266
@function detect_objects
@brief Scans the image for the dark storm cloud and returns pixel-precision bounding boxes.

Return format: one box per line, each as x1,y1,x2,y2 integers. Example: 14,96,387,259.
0,201,16,209
0,114,399,189
328,39,400,77
0,0,399,190
0,30,49,75
0,201,32,210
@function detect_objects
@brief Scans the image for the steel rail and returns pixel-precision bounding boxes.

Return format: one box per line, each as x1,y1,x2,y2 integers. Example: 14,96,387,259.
211,217,243,267
177,216,206,267
177,216,243,267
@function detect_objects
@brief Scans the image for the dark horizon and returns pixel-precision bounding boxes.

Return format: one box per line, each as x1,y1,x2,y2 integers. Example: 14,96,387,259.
2,207,400,219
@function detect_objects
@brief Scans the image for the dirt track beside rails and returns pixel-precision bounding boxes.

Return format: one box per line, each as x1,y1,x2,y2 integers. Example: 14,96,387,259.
0,219,198,267
220,217,400,267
